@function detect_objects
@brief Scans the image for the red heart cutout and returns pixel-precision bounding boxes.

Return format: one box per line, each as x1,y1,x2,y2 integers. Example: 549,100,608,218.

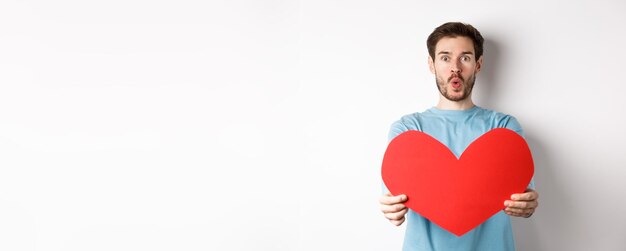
381,128,534,236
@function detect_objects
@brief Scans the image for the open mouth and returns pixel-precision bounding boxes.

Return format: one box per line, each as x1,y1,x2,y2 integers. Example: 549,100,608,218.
450,77,462,89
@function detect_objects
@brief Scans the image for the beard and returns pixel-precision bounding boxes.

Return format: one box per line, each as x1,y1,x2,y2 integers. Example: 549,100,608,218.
435,73,476,102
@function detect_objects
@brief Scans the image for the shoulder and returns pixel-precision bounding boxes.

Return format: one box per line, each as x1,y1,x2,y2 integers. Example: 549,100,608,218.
388,112,425,142
477,107,524,137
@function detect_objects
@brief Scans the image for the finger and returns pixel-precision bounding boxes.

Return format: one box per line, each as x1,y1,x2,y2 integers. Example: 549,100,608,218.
511,200,538,209
505,207,534,214
380,203,406,213
385,208,408,221
507,211,533,218
505,205,534,213
504,200,538,209
511,190,538,201
384,193,407,204
390,217,405,226
506,211,526,217
505,211,528,217
379,193,408,205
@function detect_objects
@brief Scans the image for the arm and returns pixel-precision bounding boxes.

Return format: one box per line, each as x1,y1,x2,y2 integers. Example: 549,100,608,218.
380,120,411,225
501,115,539,217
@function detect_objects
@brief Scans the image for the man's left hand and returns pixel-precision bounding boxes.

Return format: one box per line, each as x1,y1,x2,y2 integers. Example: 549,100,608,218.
504,188,538,218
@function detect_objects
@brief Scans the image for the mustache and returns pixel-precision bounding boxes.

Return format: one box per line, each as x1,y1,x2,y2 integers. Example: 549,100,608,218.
448,74,464,82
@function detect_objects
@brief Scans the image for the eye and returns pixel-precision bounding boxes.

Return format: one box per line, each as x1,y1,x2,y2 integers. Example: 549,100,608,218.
441,56,449,62
462,56,471,62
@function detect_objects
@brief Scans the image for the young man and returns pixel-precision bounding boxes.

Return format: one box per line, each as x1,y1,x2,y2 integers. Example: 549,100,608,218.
379,22,539,251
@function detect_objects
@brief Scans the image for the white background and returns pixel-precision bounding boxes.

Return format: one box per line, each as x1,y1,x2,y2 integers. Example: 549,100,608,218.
0,0,625,250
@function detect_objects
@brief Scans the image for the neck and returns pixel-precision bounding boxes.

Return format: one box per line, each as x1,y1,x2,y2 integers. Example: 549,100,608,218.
436,95,475,110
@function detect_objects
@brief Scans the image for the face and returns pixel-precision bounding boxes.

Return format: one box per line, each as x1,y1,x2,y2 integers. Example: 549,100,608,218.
428,36,482,102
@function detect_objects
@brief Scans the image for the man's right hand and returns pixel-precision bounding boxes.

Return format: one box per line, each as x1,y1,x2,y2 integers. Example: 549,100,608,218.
379,192,409,226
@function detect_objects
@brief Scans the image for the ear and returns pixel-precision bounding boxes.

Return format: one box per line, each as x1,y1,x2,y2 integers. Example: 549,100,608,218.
428,56,435,74
475,56,483,74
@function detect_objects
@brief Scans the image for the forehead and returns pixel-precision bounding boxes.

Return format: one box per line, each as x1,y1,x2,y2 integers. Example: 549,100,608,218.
435,36,475,54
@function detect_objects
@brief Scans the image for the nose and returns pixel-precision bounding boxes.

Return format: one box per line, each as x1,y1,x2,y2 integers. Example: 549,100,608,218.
451,60,462,74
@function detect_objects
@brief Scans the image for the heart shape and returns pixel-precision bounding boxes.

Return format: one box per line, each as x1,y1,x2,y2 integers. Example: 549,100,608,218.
381,128,534,236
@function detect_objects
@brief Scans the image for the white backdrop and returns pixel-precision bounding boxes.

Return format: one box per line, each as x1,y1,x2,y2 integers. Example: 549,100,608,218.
1,0,625,250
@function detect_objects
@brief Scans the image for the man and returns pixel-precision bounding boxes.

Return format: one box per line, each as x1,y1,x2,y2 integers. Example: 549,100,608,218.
379,22,539,251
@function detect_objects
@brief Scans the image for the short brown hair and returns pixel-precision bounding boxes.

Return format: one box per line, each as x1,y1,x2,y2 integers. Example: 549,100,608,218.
427,22,484,61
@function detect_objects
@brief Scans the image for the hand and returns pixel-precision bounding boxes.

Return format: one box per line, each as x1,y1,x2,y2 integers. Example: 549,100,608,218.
504,188,538,218
379,192,409,226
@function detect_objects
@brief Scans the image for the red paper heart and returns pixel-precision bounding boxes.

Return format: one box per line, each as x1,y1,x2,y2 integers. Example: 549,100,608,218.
381,128,534,236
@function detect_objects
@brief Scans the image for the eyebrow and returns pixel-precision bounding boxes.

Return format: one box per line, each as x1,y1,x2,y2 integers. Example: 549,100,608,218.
437,51,474,55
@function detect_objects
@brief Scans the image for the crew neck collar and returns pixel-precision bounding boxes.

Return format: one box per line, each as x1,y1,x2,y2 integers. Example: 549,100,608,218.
428,105,480,115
